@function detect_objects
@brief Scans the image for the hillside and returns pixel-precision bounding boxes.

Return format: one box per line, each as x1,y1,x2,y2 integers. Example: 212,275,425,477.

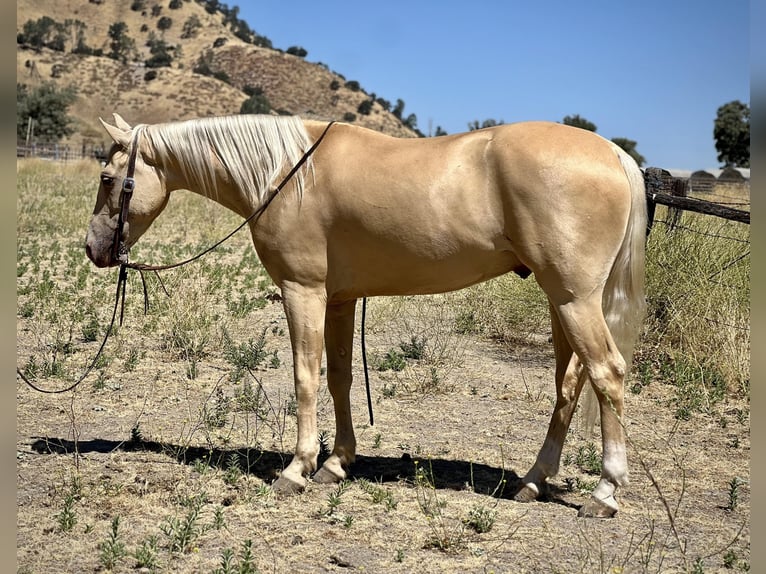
17,0,419,148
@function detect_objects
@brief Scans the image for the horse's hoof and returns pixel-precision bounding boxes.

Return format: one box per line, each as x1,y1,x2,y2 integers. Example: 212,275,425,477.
578,496,618,518
272,475,306,496
313,466,343,484
513,484,540,503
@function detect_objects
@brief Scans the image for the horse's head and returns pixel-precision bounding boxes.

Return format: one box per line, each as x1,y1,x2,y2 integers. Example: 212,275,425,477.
85,114,170,268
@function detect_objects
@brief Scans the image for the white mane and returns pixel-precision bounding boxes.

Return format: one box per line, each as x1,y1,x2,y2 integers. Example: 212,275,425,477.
141,115,313,205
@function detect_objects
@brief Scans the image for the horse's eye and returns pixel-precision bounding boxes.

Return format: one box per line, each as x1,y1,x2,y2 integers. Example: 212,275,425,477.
100,175,115,187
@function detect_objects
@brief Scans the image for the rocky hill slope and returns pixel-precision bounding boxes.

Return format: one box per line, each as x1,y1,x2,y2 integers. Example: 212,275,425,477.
17,0,419,148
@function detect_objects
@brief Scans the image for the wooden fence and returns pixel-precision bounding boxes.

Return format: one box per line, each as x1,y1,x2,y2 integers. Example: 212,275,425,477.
644,167,750,227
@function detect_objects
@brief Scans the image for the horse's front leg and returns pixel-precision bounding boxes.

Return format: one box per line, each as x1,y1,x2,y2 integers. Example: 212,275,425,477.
314,300,358,484
272,282,327,494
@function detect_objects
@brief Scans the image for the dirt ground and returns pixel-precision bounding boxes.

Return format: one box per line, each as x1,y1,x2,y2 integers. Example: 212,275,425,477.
17,297,750,573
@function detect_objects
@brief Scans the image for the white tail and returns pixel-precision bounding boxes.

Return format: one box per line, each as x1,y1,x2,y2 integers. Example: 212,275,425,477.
581,147,648,432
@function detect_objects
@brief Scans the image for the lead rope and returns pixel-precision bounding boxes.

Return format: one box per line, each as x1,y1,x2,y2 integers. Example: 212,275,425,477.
361,297,373,426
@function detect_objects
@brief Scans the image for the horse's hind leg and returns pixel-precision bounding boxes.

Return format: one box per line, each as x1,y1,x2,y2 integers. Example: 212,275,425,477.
314,300,358,484
515,303,588,503
554,294,629,518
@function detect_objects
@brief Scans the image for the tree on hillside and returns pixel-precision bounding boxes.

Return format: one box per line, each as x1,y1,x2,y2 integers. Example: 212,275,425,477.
17,82,77,142
468,119,504,131
107,22,135,63
181,15,202,39
286,46,308,58
404,113,418,131
18,16,67,52
562,114,644,165
392,99,405,119
562,114,597,132
611,137,645,167
240,90,271,115
157,16,173,32
714,100,750,168
145,37,174,68
357,100,373,115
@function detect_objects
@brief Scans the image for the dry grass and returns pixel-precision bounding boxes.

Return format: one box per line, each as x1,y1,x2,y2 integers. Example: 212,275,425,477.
17,160,750,573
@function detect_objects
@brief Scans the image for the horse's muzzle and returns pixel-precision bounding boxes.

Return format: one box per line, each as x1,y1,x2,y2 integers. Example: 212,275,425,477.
85,238,118,268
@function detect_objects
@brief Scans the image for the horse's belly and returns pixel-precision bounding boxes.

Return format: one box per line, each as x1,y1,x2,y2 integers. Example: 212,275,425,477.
327,245,526,301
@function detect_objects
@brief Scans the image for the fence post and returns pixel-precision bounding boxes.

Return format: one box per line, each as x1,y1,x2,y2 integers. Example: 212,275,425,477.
667,177,688,231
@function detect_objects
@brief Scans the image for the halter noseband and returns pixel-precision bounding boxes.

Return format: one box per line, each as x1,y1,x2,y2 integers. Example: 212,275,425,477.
113,129,141,264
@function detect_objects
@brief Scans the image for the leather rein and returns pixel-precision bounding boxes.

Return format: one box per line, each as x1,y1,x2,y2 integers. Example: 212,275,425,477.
17,121,339,395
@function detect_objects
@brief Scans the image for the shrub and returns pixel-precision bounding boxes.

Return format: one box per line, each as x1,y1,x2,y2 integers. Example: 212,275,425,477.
240,93,271,115
286,46,308,58
182,15,202,39
357,100,373,115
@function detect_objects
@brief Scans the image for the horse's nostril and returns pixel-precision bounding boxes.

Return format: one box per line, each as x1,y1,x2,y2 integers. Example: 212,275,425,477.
85,243,93,261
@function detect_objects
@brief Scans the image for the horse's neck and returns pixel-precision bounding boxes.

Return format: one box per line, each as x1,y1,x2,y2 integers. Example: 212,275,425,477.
166,155,255,220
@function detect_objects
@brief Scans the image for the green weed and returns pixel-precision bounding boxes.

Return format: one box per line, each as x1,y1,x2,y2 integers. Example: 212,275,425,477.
55,493,78,533
98,516,127,570
133,535,160,571
465,504,496,533
374,348,407,372
358,478,398,511
213,539,258,574
160,492,211,553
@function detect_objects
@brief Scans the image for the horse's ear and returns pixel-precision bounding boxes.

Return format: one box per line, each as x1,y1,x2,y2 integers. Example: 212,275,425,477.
99,117,130,149
112,113,133,131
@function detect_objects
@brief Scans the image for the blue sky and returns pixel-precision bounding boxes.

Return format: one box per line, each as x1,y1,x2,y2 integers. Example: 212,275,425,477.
237,1,750,169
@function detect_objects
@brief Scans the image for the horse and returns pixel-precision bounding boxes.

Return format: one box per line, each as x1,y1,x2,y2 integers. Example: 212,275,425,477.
86,113,646,518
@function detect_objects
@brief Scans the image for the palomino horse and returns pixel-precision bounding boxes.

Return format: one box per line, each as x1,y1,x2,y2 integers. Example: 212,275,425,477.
86,113,646,518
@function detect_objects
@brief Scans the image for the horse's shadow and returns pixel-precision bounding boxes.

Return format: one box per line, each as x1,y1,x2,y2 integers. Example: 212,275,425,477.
29,436,578,509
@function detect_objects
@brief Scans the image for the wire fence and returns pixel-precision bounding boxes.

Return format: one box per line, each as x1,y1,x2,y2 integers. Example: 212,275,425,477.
17,142,108,163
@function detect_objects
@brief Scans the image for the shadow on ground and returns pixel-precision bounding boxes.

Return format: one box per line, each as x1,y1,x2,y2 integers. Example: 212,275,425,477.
29,435,578,509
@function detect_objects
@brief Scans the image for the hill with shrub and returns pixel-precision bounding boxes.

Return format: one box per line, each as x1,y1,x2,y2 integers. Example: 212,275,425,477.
17,0,419,149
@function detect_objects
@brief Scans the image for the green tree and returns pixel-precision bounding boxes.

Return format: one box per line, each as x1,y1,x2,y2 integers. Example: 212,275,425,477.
357,100,373,115
107,22,135,63
181,15,202,39
18,17,66,52
392,99,405,119
240,92,271,114
714,100,749,168
611,137,645,167
286,46,308,58
468,119,504,131
404,113,418,130
157,16,173,31
145,38,173,68
17,82,77,142
562,114,597,132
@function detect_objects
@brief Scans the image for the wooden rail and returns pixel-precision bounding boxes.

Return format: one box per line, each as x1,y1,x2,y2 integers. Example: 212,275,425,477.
644,167,750,227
